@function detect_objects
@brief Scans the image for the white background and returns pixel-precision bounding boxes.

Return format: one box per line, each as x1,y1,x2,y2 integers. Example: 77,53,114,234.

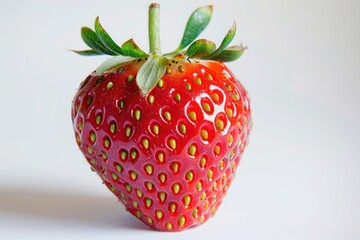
0,0,359,239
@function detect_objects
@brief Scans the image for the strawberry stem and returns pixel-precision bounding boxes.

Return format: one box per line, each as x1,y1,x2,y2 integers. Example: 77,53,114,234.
149,3,161,55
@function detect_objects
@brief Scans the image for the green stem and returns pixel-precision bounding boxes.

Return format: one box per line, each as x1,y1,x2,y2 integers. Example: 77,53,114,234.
149,3,161,55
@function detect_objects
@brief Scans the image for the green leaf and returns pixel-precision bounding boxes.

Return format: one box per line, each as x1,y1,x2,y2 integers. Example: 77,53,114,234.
96,55,135,74
210,45,246,62
203,21,237,59
136,55,167,94
178,5,213,50
121,38,148,58
72,49,103,56
186,39,216,58
81,27,116,55
94,17,124,55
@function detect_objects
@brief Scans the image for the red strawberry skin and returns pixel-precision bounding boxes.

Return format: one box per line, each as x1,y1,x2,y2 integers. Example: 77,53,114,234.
71,59,251,231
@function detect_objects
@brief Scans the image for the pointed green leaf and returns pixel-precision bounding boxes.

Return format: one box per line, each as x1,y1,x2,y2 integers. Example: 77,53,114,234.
203,21,237,59
72,49,103,56
136,55,167,94
210,45,246,62
121,38,148,58
81,27,116,55
178,5,213,50
186,39,216,58
96,55,135,74
94,17,124,55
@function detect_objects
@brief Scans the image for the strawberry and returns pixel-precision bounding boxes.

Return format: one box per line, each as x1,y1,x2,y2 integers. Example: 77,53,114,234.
71,3,251,231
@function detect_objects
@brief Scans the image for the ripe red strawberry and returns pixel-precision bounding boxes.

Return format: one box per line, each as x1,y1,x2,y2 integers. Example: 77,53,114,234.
71,3,251,231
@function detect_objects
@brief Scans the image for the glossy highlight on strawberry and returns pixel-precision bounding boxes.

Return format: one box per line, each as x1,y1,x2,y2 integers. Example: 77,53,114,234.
71,3,252,231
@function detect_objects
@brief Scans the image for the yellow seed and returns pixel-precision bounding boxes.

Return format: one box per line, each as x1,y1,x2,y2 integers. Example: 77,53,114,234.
200,130,208,140
206,73,213,80
211,93,219,103
192,208,198,218
233,93,240,101
110,122,116,133
119,100,125,109
179,124,187,135
171,162,179,173
166,222,173,230
174,93,181,102
147,217,153,224
226,108,233,118
157,79,164,88
200,192,206,201
226,84,232,91
130,171,138,180
178,65,184,73
204,200,209,209
136,211,142,218
90,132,96,143
111,172,118,180
126,184,132,192
109,185,115,192
196,181,202,191
202,103,211,113
104,138,110,148
158,192,166,202
169,202,177,213
172,183,180,194
145,164,153,175
159,173,166,183
156,210,163,219
188,111,197,121
200,156,207,168
95,114,102,124
169,138,177,150
183,195,191,207
127,75,134,82
219,160,224,170
76,134,81,144
186,83,192,91
134,110,141,121
216,119,224,130
152,124,159,135
106,81,113,89
188,145,197,156
145,181,154,191
131,149,138,160
78,122,83,131
145,198,152,208
214,145,221,155
228,135,234,145
178,216,186,227
142,138,149,149
133,200,139,208
120,191,126,199
166,68,172,74
136,189,143,198
120,149,127,160
125,126,132,138
195,77,202,85
207,169,213,180
157,152,165,163
186,171,194,182
102,151,108,160
200,215,205,222
87,146,93,154
148,95,155,105
164,111,171,121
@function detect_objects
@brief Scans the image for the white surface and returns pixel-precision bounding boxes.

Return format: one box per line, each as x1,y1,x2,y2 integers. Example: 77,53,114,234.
0,0,359,239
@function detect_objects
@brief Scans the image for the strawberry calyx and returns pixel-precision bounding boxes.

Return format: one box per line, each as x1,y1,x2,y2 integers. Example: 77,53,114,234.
73,2,246,94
